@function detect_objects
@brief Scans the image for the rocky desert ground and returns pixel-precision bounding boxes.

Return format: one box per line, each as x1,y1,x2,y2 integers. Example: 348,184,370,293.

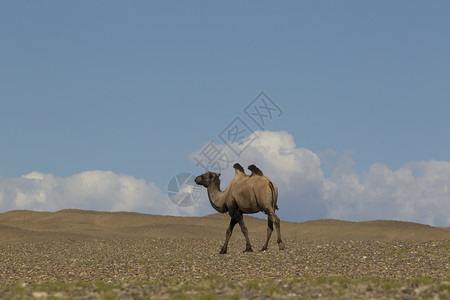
0,209,449,299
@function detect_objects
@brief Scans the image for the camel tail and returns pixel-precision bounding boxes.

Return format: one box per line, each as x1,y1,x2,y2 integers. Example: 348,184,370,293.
269,181,279,210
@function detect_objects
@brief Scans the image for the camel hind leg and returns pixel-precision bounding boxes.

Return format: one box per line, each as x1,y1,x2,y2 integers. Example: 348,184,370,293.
260,218,273,251
254,181,285,251
268,212,285,250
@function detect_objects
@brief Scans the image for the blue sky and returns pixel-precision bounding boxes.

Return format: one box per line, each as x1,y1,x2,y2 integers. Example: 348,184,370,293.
1,1,450,226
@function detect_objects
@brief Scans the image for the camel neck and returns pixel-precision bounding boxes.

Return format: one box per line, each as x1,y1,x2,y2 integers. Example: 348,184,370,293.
206,180,227,213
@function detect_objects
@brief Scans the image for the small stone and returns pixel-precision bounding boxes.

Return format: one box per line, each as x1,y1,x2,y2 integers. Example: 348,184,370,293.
414,285,429,294
53,292,66,298
401,287,413,294
32,291,48,298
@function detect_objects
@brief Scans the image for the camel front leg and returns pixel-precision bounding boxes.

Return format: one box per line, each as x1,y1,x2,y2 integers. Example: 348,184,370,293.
220,218,237,254
260,218,273,251
238,216,253,252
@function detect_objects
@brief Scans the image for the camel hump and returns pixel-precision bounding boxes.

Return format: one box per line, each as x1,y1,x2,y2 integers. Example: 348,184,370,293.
233,163,246,174
248,164,264,176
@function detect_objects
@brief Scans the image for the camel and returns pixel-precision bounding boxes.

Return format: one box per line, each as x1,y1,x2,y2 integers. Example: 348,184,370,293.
195,163,285,254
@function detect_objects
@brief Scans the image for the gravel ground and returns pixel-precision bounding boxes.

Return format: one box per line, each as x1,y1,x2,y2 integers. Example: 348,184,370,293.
0,238,448,299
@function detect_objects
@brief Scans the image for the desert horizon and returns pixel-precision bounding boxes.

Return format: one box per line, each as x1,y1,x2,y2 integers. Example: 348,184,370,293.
1,208,449,243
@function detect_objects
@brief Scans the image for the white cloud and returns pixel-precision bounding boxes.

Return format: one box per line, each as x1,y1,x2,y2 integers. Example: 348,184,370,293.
190,130,450,227
191,131,328,221
0,170,208,216
1,130,449,227
322,157,450,227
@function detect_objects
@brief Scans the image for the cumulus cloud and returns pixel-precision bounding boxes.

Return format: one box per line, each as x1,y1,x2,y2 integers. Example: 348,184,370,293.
1,131,449,227
0,170,205,216
190,130,450,227
191,131,327,221
324,158,450,227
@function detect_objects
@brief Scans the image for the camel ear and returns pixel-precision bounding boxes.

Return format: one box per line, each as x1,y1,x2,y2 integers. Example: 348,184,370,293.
217,173,221,177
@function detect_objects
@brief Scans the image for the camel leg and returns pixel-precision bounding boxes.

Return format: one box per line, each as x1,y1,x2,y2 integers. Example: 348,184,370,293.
268,212,285,250
220,218,238,254
260,218,273,251
238,216,253,252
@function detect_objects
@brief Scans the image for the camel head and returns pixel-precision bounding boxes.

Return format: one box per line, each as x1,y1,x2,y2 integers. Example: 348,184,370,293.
194,171,221,188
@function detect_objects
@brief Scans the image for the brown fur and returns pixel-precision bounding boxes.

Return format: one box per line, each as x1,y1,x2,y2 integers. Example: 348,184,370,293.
248,164,264,176
195,164,284,254
233,163,246,174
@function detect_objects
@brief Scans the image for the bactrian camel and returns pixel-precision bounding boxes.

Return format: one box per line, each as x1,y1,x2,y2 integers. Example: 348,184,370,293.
195,163,284,254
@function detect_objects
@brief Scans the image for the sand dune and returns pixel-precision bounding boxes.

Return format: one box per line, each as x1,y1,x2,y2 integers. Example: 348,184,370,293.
0,209,448,243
